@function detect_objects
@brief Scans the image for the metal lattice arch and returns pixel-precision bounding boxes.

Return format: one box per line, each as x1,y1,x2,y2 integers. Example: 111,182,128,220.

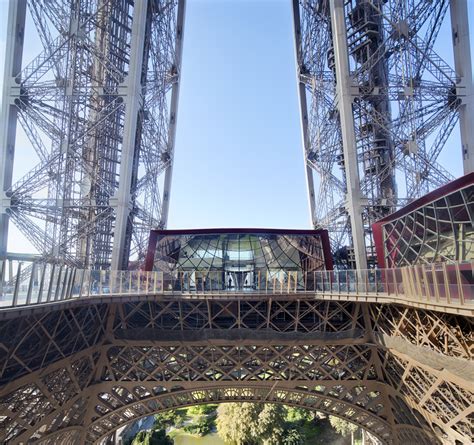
0,295,472,444
0,1,473,445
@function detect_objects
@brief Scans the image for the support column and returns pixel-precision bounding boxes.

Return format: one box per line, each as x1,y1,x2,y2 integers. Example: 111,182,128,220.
329,0,367,270
158,0,186,228
111,1,148,270
291,0,317,228
0,1,27,257
451,0,474,174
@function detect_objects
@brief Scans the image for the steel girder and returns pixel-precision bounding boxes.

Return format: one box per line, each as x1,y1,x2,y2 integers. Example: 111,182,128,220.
293,0,472,268
0,0,185,270
0,297,472,444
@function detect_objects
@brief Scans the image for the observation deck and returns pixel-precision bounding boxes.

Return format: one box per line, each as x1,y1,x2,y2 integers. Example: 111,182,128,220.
0,227,472,444
1,227,472,318
0,260,472,318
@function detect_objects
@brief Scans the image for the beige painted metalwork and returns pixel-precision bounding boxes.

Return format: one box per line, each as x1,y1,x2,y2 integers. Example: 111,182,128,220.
0,287,472,444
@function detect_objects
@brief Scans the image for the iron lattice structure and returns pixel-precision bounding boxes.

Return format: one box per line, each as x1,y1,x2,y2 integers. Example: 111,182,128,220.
0,0,185,269
0,296,472,444
293,0,473,269
0,1,473,444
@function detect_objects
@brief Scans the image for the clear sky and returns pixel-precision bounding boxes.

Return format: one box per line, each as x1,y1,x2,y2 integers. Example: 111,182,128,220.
167,0,308,229
0,0,473,253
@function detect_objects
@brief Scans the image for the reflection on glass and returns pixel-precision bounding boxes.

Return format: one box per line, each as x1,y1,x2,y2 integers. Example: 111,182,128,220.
148,230,332,291
380,185,474,267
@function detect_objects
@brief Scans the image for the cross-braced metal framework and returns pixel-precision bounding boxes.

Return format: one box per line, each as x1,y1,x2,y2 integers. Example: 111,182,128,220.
0,296,472,444
293,0,473,269
0,0,185,270
0,2,473,444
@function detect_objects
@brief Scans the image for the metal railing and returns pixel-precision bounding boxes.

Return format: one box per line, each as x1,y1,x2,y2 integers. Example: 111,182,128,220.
0,259,472,310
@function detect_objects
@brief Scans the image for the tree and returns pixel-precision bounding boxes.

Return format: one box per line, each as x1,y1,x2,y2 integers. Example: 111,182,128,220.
216,403,287,445
154,409,186,429
132,431,148,445
256,404,285,445
149,429,173,445
184,417,213,436
329,416,359,445
216,403,260,445
282,428,303,445
187,404,217,417
285,407,315,423
131,429,173,445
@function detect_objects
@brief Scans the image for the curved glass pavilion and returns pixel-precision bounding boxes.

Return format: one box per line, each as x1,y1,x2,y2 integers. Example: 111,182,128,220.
145,229,333,291
373,173,474,268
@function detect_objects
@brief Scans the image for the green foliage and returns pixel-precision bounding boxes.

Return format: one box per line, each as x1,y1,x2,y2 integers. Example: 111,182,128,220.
173,414,186,428
154,409,186,429
216,403,260,445
299,420,320,443
257,404,286,445
215,403,349,445
187,404,217,417
183,417,214,436
216,403,287,445
130,429,173,445
130,404,354,445
285,407,315,423
329,416,358,437
132,431,148,445
149,429,173,445
282,428,304,445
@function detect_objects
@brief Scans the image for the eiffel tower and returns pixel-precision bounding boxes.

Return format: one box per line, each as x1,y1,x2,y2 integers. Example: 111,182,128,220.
0,1,472,444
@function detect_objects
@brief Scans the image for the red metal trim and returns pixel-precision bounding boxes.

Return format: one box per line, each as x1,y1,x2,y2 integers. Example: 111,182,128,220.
144,230,158,271
376,173,474,224
149,227,329,236
372,221,386,269
320,229,334,270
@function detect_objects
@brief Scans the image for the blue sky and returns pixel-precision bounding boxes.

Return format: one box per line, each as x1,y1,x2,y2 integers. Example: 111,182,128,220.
167,0,308,229
0,0,473,252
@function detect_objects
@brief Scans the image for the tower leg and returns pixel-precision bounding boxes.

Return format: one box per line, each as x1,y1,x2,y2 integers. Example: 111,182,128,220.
292,0,318,228
159,0,186,230
111,1,148,270
329,0,367,270
0,1,26,257
450,0,474,174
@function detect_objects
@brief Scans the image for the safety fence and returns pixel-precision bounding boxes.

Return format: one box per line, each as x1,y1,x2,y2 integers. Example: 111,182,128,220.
0,259,472,310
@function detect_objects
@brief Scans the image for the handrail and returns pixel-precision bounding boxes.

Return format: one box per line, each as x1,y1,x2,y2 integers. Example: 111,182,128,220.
0,260,472,312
